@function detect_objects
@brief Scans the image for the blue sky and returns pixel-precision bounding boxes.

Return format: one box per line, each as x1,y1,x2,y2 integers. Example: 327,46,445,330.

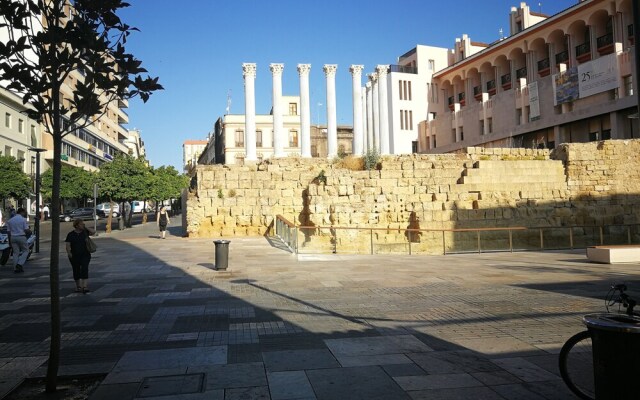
120,0,577,170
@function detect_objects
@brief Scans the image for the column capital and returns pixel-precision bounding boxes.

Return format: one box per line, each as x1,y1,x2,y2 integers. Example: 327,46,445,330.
323,64,338,77
242,63,256,77
269,63,284,75
349,65,364,75
367,73,378,82
297,63,311,76
376,65,390,77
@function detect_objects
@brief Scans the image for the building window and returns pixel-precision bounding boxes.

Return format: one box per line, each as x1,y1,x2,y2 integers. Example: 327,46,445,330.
289,103,297,116
289,130,298,147
400,110,404,130
408,81,412,100
412,141,418,153
428,59,435,71
18,119,24,134
488,117,493,133
516,109,522,125
460,128,464,141
4,113,10,128
624,75,633,96
409,110,413,130
235,129,244,147
589,132,599,141
480,120,485,135
4,146,11,157
399,80,403,100
452,129,456,143
256,130,262,147
403,81,408,100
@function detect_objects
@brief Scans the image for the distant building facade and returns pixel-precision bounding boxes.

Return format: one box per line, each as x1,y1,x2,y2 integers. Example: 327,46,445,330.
183,139,208,172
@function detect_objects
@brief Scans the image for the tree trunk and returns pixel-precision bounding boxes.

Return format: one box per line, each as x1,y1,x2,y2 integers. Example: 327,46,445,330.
45,87,62,393
106,198,113,233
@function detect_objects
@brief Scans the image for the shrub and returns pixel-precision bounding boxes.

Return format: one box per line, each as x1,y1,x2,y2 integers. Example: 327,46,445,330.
217,188,224,199
336,155,365,171
315,169,327,185
364,148,380,170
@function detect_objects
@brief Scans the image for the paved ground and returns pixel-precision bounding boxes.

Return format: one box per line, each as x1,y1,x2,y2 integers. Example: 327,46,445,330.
0,218,639,399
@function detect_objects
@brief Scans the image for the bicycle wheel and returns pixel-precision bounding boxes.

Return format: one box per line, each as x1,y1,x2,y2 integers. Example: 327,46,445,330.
559,330,594,400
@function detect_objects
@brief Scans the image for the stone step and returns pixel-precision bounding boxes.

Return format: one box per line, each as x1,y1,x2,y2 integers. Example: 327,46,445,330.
460,175,566,184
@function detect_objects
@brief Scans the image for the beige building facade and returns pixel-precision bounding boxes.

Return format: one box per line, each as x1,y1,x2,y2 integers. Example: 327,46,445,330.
416,0,638,153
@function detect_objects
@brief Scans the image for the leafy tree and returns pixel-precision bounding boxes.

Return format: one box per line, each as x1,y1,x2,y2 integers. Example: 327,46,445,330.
0,0,161,391
98,154,150,229
0,155,31,203
149,165,188,212
41,164,95,208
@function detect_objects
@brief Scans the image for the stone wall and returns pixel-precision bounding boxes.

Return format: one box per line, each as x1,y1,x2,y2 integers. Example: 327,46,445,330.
186,140,640,251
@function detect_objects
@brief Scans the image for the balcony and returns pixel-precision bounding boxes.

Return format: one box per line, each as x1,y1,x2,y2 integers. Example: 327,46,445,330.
576,41,591,63
389,64,417,74
537,58,550,77
629,24,634,44
597,32,614,55
516,67,527,80
458,92,465,106
555,50,569,66
473,85,482,100
486,79,496,95
501,73,512,90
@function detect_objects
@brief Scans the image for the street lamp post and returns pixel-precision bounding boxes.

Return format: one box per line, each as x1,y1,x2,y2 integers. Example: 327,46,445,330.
29,148,46,253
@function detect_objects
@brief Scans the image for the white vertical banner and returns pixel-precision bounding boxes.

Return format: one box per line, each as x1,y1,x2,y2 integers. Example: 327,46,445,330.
528,81,540,121
578,53,619,98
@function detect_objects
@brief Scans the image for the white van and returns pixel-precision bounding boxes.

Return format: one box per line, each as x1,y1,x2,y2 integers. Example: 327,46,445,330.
96,202,120,217
132,201,150,213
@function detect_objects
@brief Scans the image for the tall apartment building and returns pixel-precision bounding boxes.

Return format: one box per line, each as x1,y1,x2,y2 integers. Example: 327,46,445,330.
367,0,637,155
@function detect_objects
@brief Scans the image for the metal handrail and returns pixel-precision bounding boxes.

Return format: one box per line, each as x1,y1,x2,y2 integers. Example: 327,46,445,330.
273,216,640,256
486,80,496,91
501,73,511,86
597,32,613,49
576,41,591,57
516,67,527,79
537,58,550,71
555,50,569,65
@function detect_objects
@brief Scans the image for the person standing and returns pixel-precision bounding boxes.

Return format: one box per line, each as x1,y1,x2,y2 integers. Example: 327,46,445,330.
157,206,171,239
7,208,30,273
65,219,94,293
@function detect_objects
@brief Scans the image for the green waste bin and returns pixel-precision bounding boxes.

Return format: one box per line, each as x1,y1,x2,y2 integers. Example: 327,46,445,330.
583,313,640,400
213,240,230,270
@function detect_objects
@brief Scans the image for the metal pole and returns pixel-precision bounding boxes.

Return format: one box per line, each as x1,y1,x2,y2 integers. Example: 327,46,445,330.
633,1,640,117
34,152,41,253
93,184,98,236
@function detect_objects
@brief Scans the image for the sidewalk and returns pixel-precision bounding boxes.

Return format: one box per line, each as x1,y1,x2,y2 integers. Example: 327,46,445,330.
1,220,639,399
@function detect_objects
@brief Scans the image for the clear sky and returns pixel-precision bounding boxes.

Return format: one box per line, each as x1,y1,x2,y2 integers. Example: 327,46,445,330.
119,0,577,170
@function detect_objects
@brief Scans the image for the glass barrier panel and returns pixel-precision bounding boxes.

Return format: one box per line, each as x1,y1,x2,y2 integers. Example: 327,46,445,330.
478,230,511,252
296,226,334,254
446,231,479,254
372,229,410,255
512,229,542,250
602,225,630,245
572,226,600,248
335,228,374,255
410,231,443,255
540,227,572,250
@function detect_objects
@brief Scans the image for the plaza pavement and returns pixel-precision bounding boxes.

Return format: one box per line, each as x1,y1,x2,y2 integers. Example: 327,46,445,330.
1,218,639,399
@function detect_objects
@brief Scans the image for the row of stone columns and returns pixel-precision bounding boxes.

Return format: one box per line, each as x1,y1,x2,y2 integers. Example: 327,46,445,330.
241,63,391,161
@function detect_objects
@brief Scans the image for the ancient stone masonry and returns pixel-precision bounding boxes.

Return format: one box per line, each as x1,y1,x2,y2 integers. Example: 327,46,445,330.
186,140,640,252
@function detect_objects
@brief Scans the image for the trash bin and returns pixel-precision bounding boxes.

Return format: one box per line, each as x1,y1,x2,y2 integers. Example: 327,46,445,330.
213,240,230,271
583,313,640,400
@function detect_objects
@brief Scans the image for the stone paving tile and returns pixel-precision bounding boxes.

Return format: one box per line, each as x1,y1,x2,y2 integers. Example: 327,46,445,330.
2,224,640,399
262,349,339,372
224,385,271,400
307,366,410,400
394,373,484,391
187,362,266,390
336,353,413,367
407,386,507,400
267,371,316,400
113,346,227,372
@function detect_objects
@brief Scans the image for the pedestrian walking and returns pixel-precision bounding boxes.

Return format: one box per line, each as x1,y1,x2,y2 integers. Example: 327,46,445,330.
157,206,171,239
7,208,30,273
65,218,94,293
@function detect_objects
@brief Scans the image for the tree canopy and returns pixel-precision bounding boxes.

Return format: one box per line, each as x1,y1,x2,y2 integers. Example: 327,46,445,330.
0,155,31,201
98,154,150,202
41,164,95,203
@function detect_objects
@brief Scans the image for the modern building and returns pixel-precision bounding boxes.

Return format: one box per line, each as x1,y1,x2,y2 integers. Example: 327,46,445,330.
380,0,637,154
123,129,147,159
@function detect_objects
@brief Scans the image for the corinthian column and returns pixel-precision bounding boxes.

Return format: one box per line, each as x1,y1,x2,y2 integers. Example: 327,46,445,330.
350,65,364,156
270,63,285,158
370,73,380,152
361,88,368,151
377,65,390,155
242,63,257,162
324,64,338,159
365,80,374,152
297,64,312,158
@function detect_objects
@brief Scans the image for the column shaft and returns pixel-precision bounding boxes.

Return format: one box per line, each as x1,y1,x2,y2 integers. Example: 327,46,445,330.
298,64,312,158
270,63,285,157
377,65,390,155
324,64,338,159
371,73,380,152
350,65,364,156
242,63,257,161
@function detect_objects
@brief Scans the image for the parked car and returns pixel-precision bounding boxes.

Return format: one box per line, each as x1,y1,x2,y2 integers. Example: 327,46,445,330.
63,207,99,222
96,202,120,217
132,201,151,214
